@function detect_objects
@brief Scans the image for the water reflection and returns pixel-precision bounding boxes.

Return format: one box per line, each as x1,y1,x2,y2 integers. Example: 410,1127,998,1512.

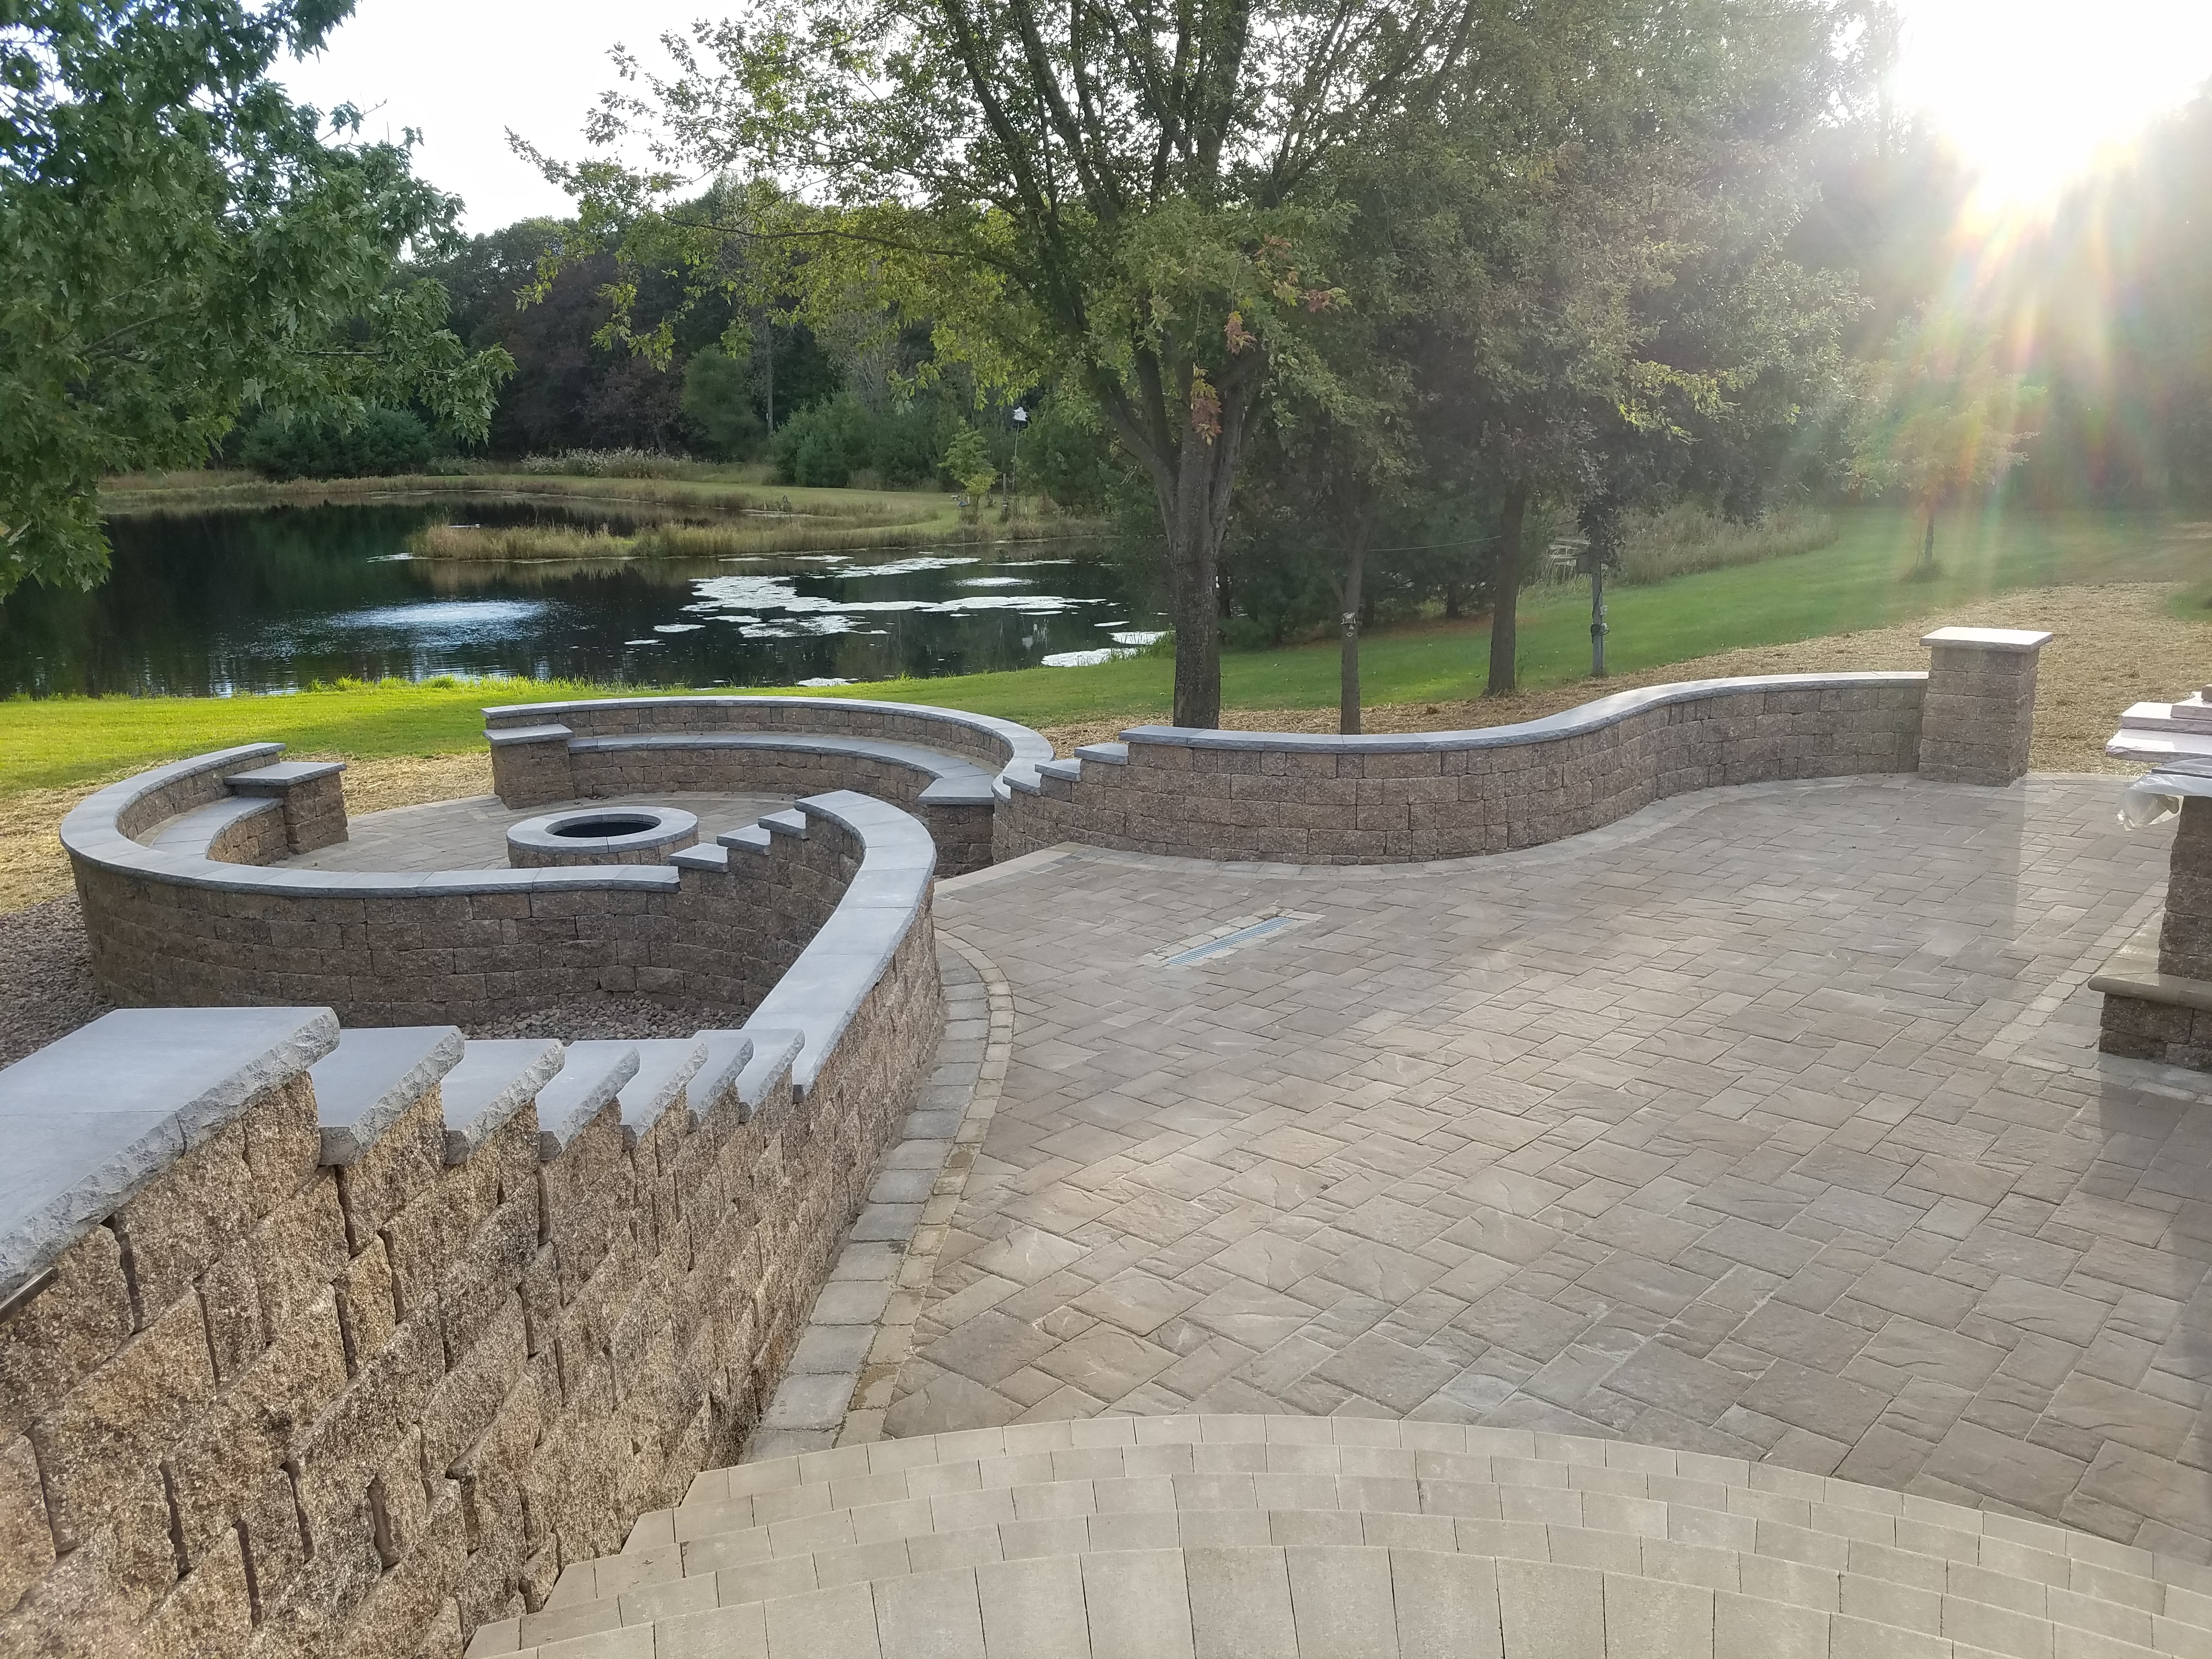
0,498,1159,697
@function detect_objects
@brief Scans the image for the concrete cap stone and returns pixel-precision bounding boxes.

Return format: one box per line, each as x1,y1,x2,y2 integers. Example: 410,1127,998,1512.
0,1006,340,1302
225,760,347,792
760,809,810,839
310,1025,466,1165
691,1032,756,1120
614,1040,709,1142
1117,672,1928,757
535,1042,641,1160
670,844,731,872
1920,626,2055,652
718,826,772,856
440,1040,565,1164
486,723,573,747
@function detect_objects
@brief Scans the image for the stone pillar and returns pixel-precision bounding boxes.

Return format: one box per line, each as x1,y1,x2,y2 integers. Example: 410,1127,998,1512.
488,723,576,807
224,759,348,852
2161,797,2212,979
1917,626,2053,785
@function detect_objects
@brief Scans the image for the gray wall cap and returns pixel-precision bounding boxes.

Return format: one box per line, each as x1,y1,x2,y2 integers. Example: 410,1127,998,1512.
486,723,573,747
615,1040,709,1142
226,760,347,793
760,809,809,839
669,844,730,873
1920,626,2053,652
566,731,996,801
1074,743,1130,765
440,1040,565,1164
1039,759,1083,782
477,692,1052,772
143,796,280,853
1118,672,1928,757
746,794,934,1097
535,1042,642,1160
59,742,284,853
691,1032,756,1121
0,1006,340,1304
733,1029,804,1114
718,825,772,856
311,1025,466,1165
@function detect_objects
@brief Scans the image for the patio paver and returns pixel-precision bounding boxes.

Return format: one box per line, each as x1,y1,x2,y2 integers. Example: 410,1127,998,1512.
887,774,2212,1559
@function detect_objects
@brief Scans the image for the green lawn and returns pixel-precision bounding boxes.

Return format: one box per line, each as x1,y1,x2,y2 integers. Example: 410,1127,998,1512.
5,506,2204,797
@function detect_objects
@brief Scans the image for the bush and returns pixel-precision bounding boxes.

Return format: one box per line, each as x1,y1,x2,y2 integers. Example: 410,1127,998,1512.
681,348,765,460
770,393,954,489
1616,503,1838,585
512,449,703,479
239,406,435,480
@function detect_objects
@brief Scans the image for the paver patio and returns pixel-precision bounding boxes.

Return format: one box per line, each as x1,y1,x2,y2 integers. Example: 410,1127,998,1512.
887,774,2212,1559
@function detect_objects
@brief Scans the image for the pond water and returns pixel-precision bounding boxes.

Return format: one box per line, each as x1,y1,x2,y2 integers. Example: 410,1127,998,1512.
0,497,1164,698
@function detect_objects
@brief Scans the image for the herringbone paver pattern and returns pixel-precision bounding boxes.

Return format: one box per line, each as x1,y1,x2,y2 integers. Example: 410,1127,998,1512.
887,776,2212,1559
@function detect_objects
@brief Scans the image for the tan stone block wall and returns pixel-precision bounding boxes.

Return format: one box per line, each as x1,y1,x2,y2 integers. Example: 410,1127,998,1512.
73,804,871,1026
995,681,1928,866
1918,644,2040,785
2159,797,2212,980
0,922,940,1658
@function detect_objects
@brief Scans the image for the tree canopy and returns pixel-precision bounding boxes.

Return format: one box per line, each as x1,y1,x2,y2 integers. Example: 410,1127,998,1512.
0,0,512,596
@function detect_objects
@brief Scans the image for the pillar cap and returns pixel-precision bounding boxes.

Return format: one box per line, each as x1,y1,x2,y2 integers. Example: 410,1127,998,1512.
1920,626,2053,652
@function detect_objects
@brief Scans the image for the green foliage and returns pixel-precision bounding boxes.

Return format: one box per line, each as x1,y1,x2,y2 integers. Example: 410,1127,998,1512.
769,393,947,489
0,0,513,596
940,428,995,495
238,407,435,481
681,347,765,460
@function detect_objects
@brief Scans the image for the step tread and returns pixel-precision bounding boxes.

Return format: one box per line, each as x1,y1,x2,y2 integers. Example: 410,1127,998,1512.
471,1543,2192,1659
541,1486,2204,1650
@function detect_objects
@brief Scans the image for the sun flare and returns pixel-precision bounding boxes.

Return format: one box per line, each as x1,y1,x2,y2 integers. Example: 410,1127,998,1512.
1896,0,2212,215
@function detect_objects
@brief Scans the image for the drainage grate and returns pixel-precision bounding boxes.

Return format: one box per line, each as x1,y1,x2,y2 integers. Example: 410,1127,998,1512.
1153,909,1321,968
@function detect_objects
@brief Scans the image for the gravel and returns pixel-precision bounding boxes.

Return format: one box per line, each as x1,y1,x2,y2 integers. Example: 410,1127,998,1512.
0,896,115,1068
460,998,744,1042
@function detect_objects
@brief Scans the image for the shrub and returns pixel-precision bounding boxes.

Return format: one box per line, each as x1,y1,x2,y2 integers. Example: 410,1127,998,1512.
770,393,954,489
239,406,435,480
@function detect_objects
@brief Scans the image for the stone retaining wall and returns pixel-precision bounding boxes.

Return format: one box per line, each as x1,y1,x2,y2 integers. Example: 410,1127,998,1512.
996,675,1933,866
3,786,941,1657
566,738,995,876
64,752,906,1026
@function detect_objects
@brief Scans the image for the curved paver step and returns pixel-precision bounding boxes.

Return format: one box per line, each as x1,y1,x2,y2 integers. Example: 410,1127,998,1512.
625,1442,2212,1615
471,1544,2190,1659
471,1419,2212,1659
521,1487,2210,1657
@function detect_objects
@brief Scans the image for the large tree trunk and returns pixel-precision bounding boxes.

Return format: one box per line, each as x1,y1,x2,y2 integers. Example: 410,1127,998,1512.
1487,486,1528,696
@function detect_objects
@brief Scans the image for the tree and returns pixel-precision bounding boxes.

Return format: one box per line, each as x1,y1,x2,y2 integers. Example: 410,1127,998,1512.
530,0,1477,727
942,426,996,521
1402,0,1873,693
683,345,766,457
1850,341,2041,572
0,1,511,596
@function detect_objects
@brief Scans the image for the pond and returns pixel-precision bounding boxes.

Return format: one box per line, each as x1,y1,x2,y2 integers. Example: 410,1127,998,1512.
0,497,1165,698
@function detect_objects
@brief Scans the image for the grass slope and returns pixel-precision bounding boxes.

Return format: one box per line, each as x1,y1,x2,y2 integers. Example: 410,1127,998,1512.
5,506,2207,798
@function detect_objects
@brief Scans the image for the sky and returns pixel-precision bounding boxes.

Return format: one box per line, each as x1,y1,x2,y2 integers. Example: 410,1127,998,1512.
274,0,2212,234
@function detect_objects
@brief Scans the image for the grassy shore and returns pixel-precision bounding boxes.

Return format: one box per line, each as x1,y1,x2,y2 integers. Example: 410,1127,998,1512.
100,467,966,522
5,505,2207,800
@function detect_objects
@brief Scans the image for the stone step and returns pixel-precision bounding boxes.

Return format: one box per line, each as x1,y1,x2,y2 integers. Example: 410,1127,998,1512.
524,1482,2209,1656
469,1543,2189,1659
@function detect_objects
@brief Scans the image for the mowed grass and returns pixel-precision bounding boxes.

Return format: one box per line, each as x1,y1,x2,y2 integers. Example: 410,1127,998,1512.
4,505,2207,798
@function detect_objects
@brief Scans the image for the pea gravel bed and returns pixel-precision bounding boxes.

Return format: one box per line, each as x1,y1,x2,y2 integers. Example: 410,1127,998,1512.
0,896,114,1069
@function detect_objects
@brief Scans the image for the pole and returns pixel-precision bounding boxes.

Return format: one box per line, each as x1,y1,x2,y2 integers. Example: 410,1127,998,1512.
1590,561,1608,677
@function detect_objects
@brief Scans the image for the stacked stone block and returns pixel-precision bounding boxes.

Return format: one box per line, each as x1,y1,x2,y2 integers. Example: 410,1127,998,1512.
2160,795,2212,979
226,761,351,854
996,678,1928,866
1916,626,2051,785
0,928,940,1659
69,793,882,1028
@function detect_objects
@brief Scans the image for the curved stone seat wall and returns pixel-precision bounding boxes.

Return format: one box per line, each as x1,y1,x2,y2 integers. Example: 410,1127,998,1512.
0,859,940,1659
996,674,1934,866
483,695,1052,877
62,746,934,1028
